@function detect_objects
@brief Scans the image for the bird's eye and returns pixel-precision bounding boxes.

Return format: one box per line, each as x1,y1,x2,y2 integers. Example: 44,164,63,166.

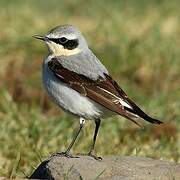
59,37,67,43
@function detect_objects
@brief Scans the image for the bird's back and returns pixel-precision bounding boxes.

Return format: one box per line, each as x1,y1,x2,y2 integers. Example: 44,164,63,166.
57,49,109,81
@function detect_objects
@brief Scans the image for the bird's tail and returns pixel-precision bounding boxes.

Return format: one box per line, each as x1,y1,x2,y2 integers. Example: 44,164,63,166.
124,101,163,125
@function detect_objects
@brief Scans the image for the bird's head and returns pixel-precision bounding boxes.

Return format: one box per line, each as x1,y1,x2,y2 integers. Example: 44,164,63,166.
34,25,88,56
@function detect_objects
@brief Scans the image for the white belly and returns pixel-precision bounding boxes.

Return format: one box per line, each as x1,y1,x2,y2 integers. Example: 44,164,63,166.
42,60,105,119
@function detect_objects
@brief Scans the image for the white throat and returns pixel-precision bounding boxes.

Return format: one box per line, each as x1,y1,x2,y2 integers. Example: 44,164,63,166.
47,41,81,56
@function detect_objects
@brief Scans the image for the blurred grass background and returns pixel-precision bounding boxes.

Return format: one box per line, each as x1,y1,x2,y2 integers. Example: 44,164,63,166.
0,0,179,178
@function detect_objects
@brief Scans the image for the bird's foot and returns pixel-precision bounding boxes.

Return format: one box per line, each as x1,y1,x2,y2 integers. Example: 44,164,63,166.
88,152,102,160
50,152,78,159
77,152,102,161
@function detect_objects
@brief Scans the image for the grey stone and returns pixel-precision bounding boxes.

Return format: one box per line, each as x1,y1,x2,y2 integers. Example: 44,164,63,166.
30,156,180,180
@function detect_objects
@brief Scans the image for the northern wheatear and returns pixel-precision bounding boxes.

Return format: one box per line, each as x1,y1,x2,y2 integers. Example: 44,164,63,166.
34,25,162,160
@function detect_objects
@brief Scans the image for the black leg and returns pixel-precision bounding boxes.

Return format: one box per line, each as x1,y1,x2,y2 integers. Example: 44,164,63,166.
88,119,102,160
51,117,85,158
65,121,84,154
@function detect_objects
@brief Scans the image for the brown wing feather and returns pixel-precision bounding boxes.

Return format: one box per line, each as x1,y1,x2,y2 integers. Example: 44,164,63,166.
48,58,162,126
48,58,125,113
104,74,162,124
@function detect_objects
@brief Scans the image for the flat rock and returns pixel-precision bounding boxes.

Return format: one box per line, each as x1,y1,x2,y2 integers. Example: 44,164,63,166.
30,156,180,180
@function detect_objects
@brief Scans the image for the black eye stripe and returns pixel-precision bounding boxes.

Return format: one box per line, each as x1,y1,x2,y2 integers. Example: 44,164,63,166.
65,40,78,50
48,38,79,50
48,38,59,44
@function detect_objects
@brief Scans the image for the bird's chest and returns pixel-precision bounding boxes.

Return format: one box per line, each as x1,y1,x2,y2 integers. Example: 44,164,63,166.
42,63,104,119
42,63,75,108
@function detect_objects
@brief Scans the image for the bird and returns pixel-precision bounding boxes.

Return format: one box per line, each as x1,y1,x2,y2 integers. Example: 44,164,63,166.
34,25,163,160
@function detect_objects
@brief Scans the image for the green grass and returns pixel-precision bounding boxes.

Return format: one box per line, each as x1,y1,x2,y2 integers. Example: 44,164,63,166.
0,0,179,178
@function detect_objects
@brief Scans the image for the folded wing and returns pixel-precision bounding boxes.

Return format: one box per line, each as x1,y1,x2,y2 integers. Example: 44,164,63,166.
48,58,162,126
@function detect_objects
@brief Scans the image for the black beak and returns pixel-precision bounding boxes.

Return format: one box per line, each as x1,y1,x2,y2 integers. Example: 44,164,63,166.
33,35,46,41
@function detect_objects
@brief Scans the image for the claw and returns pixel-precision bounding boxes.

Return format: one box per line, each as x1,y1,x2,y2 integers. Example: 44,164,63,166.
50,152,79,159
88,152,102,160
77,153,102,161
